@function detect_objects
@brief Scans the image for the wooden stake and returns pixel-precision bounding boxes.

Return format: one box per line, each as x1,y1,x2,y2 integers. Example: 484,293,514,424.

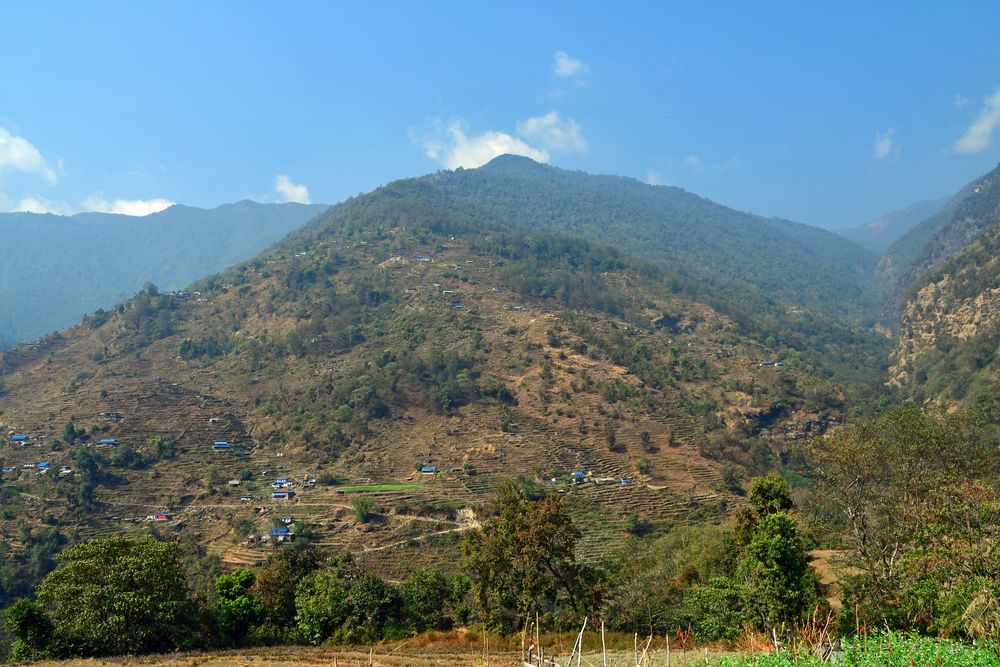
601,621,607,667
666,636,670,667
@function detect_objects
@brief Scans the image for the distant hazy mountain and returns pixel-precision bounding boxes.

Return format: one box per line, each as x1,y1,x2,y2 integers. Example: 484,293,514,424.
874,163,1000,330
839,196,950,254
0,200,327,347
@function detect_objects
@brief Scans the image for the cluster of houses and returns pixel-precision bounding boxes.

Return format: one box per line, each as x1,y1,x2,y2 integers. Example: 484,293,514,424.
271,478,296,499
248,516,297,546
551,471,632,488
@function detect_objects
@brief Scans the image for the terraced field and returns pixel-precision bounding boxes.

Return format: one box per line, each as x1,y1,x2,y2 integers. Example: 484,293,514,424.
0,227,834,577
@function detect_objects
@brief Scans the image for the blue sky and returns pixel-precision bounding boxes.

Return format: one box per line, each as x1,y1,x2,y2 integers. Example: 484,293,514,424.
1,2,999,229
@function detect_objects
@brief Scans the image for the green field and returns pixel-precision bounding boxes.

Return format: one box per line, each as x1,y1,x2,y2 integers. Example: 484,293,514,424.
338,483,423,492
714,632,1000,666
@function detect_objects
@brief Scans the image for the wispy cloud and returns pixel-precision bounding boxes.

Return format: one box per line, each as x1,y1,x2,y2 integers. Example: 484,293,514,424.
515,111,589,154
953,94,970,108
422,122,549,170
13,196,72,215
0,127,57,184
274,175,311,204
874,128,896,160
684,155,703,169
83,195,174,216
954,86,1000,154
645,170,665,186
553,51,588,78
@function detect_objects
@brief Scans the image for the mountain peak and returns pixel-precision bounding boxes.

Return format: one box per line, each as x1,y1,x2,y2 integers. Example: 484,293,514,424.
478,153,551,172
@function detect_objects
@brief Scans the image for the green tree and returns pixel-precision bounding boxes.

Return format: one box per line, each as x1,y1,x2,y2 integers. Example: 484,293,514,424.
737,512,818,641
400,568,452,632
4,598,54,661
461,480,585,633
252,543,322,635
352,496,374,523
35,536,196,656
734,471,793,545
805,406,998,629
347,571,399,634
293,554,359,645
215,569,264,646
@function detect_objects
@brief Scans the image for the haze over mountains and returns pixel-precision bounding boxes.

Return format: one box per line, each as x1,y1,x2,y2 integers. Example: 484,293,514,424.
837,196,950,254
0,200,327,348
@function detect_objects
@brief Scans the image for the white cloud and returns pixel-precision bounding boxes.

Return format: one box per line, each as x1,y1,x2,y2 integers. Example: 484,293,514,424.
13,196,72,215
274,175,311,204
516,111,589,154
423,122,549,170
645,170,664,186
953,94,970,108
684,155,703,169
0,127,57,184
553,51,588,78
874,128,896,160
82,195,174,216
954,87,1000,154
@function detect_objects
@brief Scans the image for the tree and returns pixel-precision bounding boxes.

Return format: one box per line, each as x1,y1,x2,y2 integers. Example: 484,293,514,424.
252,543,321,635
294,554,359,645
400,568,452,632
4,598,54,661
352,496,374,523
737,512,818,642
604,422,618,451
805,406,998,629
35,536,196,656
734,472,793,545
215,569,264,646
461,480,586,633
347,572,399,634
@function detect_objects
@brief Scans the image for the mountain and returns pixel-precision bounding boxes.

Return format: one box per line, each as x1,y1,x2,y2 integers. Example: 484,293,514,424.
887,214,1000,412
838,196,950,254
287,156,889,390
873,164,1000,330
0,161,862,589
0,200,328,348
411,155,881,322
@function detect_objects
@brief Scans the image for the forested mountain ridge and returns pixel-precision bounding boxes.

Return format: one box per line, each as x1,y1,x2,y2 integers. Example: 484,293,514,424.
291,155,879,323
0,200,328,348
0,172,862,599
873,163,1000,331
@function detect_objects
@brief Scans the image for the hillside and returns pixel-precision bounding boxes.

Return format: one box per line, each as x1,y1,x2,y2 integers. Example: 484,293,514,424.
0,180,853,595
887,216,1000,412
0,201,328,348
838,196,950,254
292,156,879,323
874,164,1000,330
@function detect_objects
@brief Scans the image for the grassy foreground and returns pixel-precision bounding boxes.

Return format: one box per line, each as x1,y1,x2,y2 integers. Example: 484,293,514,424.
716,632,1000,666
19,632,1000,666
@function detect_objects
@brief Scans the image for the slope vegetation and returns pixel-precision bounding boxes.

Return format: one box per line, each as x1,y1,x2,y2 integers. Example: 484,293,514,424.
0,187,851,586
888,217,1000,411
